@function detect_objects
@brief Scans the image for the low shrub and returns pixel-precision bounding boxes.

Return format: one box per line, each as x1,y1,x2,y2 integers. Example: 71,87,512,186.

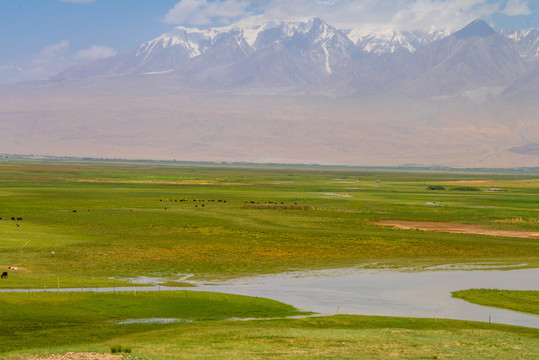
450,186,480,191
426,185,446,190
110,345,131,354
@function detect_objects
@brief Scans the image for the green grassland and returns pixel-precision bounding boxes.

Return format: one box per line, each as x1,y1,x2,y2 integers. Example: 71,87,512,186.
0,291,308,356
453,289,539,315
1,291,538,360
1,160,538,359
0,160,538,288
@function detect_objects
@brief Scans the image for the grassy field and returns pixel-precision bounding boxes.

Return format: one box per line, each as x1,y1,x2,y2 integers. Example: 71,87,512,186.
0,160,538,288
453,289,539,315
0,291,308,356
1,291,538,360
1,160,538,358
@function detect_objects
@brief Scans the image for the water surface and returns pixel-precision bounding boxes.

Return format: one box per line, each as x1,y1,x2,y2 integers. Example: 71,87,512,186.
189,267,539,328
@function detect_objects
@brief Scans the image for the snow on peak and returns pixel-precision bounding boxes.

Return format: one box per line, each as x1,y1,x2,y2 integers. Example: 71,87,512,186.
348,28,448,55
500,28,539,59
136,17,455,60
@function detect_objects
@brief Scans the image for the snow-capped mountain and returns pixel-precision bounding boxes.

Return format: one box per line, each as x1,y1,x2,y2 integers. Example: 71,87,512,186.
53,18,539,97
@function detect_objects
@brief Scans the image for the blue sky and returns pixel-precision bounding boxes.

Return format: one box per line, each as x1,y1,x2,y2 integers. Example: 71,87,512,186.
1,0,537,83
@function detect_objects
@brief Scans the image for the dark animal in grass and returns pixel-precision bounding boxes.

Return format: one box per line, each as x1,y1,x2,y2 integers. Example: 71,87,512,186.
17,217,22,220
11,217,15,220
72,210,77,213
1,272,7,279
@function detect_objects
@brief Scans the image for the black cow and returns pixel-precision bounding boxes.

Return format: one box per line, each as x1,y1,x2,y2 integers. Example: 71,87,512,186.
1,272,7,279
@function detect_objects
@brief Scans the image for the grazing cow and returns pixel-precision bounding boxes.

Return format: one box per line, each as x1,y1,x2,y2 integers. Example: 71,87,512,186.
11,217,15,220
17,217,22,220
1,272,7,279
16,223,19,228
51,251,55,258
72,210,77,213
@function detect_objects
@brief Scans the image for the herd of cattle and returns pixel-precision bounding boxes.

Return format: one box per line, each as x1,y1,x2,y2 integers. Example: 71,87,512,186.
160,198,228,208
160,198,227,203
0,216,23,228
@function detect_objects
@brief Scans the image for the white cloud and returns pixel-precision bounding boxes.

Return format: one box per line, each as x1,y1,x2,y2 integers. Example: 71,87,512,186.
261,0,502,32
164,1,535,33
388,0,501,32
501,0,532,16
164,0,254,25
74,45,117,61
23,40,73,79
0,41,117,84
0,41,73,84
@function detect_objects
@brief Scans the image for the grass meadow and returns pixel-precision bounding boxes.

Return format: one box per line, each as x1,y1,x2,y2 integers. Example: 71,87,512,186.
453,289,539,315
0,160,538,358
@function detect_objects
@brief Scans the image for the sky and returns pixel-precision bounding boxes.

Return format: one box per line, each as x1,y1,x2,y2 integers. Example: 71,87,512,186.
1,0,538,84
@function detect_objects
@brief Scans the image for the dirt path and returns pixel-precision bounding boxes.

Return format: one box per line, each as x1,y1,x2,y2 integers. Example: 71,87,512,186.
374,220,539,239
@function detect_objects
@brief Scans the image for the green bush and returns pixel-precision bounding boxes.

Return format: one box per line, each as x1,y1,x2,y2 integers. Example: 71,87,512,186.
426,185,446,190
110,345,131,354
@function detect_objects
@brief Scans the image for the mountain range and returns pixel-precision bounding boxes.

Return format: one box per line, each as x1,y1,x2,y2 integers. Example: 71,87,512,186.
2,18,538,168
54,18,539,97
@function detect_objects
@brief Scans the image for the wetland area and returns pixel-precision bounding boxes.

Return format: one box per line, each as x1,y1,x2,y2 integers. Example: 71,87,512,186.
0,161,538,359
